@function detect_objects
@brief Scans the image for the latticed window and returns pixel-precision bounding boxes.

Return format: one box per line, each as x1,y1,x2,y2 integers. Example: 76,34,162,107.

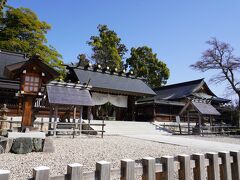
23,75,40,93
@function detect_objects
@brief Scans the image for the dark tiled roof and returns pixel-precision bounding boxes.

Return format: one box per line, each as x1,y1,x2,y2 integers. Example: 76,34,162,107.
192,101,221,115
47,84,94,106
153,79,210,100
71,67,156,96
137,79,230,104
0,50,26,79
0,79,19,90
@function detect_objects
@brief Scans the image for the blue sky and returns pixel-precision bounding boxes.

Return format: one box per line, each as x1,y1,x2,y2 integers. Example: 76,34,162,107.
7,0,240,100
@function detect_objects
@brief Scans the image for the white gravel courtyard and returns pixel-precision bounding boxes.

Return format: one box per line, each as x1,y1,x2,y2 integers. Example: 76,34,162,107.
0,135,204,180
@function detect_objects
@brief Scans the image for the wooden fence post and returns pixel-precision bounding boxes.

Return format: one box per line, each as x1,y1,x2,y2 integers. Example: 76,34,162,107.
96,161,111,180
67,163,83,180
192,153,205,180
230,151,240,180
120,159,135,180
219,151,232,180
33,166,50,180
142,157,156,180
0,170,10,180
40,117,43,132
101,120,104,138
160,156,174,180
178,154,191,180
9,117,13,131
206,152,220,180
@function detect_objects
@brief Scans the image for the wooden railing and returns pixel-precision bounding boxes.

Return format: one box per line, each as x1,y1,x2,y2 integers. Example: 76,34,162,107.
0,151,239,180
0,119,106,138
157,123,238,135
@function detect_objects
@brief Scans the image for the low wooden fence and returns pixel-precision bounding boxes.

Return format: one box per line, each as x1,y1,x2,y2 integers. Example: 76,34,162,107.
0,119,106,138
1,151,240,180
158,123,238,136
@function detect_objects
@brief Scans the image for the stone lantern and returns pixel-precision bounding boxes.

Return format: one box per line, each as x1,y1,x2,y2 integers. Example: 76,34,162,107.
0,104,9,131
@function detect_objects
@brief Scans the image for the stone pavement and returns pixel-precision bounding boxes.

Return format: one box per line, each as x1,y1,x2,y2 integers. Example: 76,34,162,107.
123,134,240,151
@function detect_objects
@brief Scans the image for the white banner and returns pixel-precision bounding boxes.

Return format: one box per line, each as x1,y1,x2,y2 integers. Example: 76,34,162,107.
91,92,128,108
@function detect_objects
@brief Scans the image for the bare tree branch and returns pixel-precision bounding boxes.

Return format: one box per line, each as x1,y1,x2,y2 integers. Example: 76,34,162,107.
190,38,240,106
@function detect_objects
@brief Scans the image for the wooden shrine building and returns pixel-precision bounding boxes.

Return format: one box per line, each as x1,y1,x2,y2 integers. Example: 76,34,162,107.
65,64,156,121
46,81,94,134
179,100,221,133
0,50,26,112
3,54,59,128
136,79,231,122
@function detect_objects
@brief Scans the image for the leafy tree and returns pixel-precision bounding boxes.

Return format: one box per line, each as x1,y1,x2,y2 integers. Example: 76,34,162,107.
190,38,240,125
126,46,170,88
87,24,127,69
76,54,91,66
0,6,65,78
0,0,7,11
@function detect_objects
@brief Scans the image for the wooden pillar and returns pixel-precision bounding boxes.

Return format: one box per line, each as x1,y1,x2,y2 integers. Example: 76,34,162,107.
22,96,34,127
79,106,83,136
127,96,135,121
73,106,76,124
198,113,201,135
152,104,156,122
187,111,190,134
210,115,213,132
79,106,83,121
53,106,58,137
87,107,91,120
48,106,53,135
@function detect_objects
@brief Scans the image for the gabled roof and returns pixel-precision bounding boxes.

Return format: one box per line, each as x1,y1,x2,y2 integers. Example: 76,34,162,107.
180,101,221,116
47,82,94,106
153,79,215,100
0,50,26,79
68,66,156,96
4,55,59,83
136,79,230,104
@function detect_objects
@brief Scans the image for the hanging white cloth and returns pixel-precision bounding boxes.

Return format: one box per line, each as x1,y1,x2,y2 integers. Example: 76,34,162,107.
91,92,109,105
91,92,128,108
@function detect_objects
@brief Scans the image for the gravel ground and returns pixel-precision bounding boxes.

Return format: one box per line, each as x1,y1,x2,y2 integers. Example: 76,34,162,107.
179,135,240,144
0,135,205,180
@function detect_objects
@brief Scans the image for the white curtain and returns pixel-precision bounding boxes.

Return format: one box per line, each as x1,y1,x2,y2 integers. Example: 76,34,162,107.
92,92,128,108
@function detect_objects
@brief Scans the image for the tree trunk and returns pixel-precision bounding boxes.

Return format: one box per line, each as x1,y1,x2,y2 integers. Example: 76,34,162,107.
238,95,240,128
